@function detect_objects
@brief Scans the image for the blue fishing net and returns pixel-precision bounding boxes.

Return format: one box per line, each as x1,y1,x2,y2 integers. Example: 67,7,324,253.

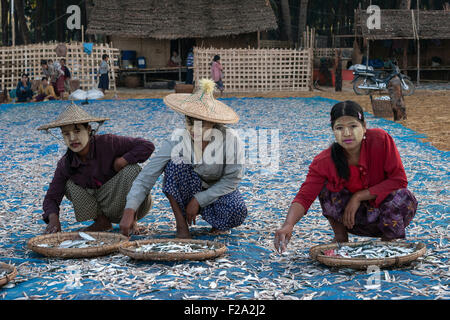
0,97,448,300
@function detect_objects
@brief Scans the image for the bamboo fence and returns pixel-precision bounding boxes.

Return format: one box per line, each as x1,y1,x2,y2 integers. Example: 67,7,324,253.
0,42,119,91
193,47,313,92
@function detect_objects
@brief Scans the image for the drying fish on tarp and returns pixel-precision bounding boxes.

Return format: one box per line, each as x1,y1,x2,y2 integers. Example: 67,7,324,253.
133,241,217,253
1,97,448,300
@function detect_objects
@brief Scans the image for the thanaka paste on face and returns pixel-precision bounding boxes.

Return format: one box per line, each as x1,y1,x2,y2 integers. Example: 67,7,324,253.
333,116,366,150
61,124,90,153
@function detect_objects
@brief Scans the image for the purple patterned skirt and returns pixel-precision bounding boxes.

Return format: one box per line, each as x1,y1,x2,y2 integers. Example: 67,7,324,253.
318,187,417,239
162,160,248,231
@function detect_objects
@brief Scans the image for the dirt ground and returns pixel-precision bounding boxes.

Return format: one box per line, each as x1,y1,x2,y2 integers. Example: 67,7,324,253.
106,86,449,152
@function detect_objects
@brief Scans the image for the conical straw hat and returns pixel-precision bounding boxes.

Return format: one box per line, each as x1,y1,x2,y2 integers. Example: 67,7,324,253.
163,79,239,124
37,102,110,131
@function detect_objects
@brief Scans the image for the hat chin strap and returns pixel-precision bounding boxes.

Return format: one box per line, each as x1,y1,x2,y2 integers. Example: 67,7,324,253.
90,121,105,135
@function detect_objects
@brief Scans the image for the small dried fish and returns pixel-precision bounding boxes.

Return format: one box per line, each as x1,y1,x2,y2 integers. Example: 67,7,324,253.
133,242,216,253
79,232,96,241
1,97,448,300
37,233,104,249
329,242,416,259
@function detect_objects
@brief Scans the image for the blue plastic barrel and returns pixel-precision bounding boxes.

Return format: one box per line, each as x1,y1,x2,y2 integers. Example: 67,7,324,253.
137,57,147,68
121,50,137,61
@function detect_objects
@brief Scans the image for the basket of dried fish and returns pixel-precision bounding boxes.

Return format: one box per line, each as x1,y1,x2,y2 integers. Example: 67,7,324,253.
309,241,426,270
27,232,129,259
119,238,227,261
0,262,17,287
370,95,393,119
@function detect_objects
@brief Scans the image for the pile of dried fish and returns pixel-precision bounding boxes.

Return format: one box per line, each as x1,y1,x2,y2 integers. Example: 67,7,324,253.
374,96,391,101
37,232,105,249
134,242,216,254
325,243,416,259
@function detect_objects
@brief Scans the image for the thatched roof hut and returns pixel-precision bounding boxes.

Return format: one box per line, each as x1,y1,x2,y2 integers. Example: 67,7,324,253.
354,9,450,40
354,9,450,82
86,0,278,39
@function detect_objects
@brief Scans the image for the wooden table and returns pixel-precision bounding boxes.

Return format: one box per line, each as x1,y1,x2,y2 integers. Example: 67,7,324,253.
120,67,187,82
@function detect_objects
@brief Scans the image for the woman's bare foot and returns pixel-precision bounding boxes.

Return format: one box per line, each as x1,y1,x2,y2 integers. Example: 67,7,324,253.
327,217,349,242
176,227,191,239
167,194,192,239
81,214,112,232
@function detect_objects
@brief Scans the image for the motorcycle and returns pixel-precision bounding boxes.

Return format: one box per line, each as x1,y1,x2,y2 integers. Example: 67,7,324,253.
352,64,415,96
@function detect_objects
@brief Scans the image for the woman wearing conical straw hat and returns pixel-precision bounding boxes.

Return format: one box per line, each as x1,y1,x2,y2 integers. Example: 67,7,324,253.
37,103,155,234
121,79,248,238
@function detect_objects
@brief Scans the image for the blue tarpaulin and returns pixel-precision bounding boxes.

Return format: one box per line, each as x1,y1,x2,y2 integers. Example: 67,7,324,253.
0,97,448,300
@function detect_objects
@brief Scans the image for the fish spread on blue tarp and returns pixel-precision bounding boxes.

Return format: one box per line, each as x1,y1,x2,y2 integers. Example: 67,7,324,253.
0,97,448,300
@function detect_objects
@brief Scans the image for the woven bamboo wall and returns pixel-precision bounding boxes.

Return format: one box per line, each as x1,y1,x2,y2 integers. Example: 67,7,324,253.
193,47,313,92
0,42,119,91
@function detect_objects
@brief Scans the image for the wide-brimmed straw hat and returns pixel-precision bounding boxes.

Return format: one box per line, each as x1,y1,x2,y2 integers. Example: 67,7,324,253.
37,102,110,131
163,79,239,124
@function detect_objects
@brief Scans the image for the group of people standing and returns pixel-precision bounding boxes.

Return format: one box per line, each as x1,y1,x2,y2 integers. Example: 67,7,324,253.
40,58,71,100
38,78,418,248
183,50,224,95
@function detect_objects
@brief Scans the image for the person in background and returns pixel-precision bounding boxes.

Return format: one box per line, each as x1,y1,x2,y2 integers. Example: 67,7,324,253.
16,73,33,103
169,51,181,67
33,77,57,102
98,54,110,94
41,60,51,79
50,59,65,100
60,58,72,94
185,48,194,85
0,85,8,104
210,55,224,95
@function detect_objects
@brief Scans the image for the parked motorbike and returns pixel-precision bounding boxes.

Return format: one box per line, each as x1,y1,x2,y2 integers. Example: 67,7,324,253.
352,64,415,96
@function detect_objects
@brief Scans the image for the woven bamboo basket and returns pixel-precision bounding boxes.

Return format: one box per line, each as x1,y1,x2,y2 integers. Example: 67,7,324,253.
119,238,227,261
370,95,394,119
0,262,17,287
309,241,426,270
27,232,129,259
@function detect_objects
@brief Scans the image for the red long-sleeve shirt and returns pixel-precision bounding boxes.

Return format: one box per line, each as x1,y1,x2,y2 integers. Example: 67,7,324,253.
293,128,408,213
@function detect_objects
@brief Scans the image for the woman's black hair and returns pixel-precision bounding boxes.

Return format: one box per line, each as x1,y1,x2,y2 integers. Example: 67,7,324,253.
329,100,365,180
213,55,220,62
64,123,92,175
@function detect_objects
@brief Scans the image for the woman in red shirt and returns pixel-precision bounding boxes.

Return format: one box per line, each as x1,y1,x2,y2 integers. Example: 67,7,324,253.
274,101,417,252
